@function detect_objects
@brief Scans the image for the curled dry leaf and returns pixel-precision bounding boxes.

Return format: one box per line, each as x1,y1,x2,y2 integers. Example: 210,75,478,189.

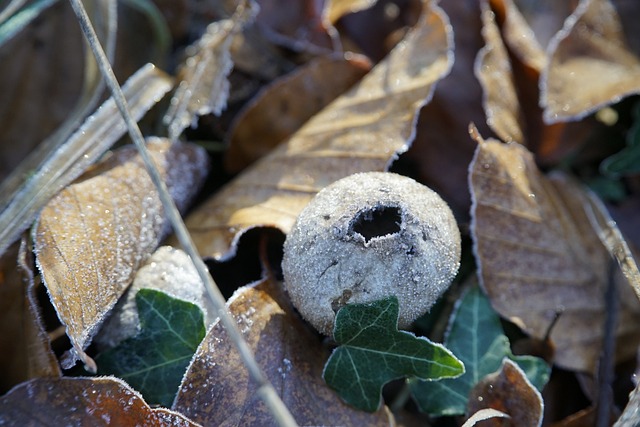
225,53,372,173
0,240,60,393
541,0,640,123
475,0,525,144
173,278,393,426
469,135,640,373
325,0,378,25
474,0,592,165
164,0,256,140
467,359,543,427
462,408,510,427
33,139,208,369
183,1,453,259
0,377,199,426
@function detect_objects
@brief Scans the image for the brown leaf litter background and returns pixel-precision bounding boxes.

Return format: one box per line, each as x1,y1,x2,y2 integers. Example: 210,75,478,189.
2,0,640,425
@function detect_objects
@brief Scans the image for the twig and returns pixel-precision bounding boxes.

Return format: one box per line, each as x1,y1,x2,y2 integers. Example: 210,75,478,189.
66,1,298,425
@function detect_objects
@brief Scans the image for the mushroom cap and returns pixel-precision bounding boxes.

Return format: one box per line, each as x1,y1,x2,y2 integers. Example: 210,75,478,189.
282,171,461,336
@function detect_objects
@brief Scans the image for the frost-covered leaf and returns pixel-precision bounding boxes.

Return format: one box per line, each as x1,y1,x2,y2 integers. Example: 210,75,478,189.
174,278,393,426
467,359,544,427
96,289,206,407
0,376,198,425
34,139,208,369
468,135,640,373
542,0,640,123
324,297,464,413
182,1,453,259
410,286,549,416
163,0,256,140
461,408,509,427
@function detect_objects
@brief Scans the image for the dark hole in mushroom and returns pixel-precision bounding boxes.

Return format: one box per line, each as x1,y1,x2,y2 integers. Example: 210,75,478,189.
350,206,402,243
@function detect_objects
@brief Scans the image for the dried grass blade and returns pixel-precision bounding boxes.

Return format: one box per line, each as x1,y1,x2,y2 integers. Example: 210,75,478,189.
0,64,173,256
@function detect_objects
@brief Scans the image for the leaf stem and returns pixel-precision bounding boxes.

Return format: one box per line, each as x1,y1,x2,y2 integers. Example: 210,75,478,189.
66,1,298,425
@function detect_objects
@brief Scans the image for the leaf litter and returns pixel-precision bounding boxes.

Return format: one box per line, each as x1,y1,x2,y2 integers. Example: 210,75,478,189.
182,0,454,259
4,0,640,425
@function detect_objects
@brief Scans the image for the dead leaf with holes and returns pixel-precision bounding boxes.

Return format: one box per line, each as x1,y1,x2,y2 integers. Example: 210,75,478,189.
0,377,198,426
225,53,371,173
542,0,640,123
33,139,208,369
467,359,543,426
469,134,640,373
182,0,453,259
173,277,393,426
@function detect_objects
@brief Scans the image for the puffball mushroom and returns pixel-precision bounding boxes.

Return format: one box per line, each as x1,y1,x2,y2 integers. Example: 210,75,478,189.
282,172,461,336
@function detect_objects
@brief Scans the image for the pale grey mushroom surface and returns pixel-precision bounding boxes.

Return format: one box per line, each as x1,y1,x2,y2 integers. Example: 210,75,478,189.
282,171,461,336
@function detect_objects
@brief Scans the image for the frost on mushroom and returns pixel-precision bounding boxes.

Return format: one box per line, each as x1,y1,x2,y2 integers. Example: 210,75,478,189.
282,172,461,336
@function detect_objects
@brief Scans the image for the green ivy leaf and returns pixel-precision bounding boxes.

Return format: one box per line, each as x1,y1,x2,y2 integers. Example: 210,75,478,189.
322,297,464,412
410,286,550,416
96,289,206,407
601,102,640,177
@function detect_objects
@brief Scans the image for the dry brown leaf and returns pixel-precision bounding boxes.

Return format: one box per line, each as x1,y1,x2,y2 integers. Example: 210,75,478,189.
541,0,640,123
183,0,453,259
475,0,525,144
0,239,60,394
164,1,256,140
474,0,594,165
469,135,640,373
225,53,372,173
325,0,378,25
467,359,543,427
173,277,393,426
33,139,208,369
0,376,199,426
490,0,547,71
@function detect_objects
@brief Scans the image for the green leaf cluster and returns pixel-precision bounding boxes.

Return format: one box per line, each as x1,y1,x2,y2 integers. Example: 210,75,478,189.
322,297,464,412
409,286,550,416
96,289,206,407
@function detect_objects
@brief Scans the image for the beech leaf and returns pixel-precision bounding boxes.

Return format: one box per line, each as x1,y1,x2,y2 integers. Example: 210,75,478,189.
182,0,453,259
467,359,544,427
34,139,208,369
468,135,640,372
542,0,640,123
225,53,372,173
410,286,550,416
0,377,198,425
174,278,394,426
96,289,206,407
163,0,256,140
323,297,464,413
